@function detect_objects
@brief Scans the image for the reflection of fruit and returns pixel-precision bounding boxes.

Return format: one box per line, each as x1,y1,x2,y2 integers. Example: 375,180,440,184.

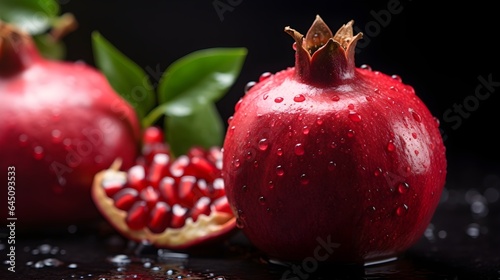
92,127,236,249
0,21,141,228
222,16,447,264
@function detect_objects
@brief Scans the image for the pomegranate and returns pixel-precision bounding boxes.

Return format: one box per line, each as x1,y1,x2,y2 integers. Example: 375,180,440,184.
0,21,141,228
222,16,447,264
91,126,236,250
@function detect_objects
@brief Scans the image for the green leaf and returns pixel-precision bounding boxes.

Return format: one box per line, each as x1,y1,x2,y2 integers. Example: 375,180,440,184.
157,47,247,116
91,31,156,123
166,103,224,157
0,0,60,35
33,34,65,60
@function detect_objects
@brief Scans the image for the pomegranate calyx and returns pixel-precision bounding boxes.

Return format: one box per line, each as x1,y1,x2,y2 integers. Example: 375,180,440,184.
0,21,40,77
285,15,363,87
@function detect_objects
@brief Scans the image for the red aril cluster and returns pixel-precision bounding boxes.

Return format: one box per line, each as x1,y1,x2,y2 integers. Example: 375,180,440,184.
92,127,235,249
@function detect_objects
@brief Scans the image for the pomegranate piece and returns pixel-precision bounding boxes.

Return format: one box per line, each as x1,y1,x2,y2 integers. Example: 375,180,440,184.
222,16,447,264
92,141,236,250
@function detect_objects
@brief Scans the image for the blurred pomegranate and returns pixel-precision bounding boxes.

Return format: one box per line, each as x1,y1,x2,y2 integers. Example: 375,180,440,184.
0,20,141,229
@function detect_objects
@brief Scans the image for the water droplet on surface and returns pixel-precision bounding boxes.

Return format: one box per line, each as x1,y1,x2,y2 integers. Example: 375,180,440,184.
294,143,305,156
258,138,269,151
396,204,408,216
293,94,305,102
259,72,272,82
328,161,336,171
276,148,283,156
374,168,382,177
330,142,337,149
33,146,44,160
386,141,396,152
241,185,247,192
236,218,244,229
300,174,309,185
67,263,78,268
360,64,372,71
233,159,240,168
234,98,243,112
390,86,398,92
466,223,480,238
276,165,284,176
19,134,28,147
391,74,402,82
274,97,284,103
244,81,256,93
316,117,323,125
227,116,233,125
258,196,266,205
347,129,355,138
268,181,274,189
348,112,362,122
302,126,310,135
411,110,422,122
397,182,410,194
108,254,131,266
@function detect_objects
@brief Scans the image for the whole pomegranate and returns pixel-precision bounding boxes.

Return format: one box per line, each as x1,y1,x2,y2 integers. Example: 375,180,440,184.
0,21,141,228
222,16,447,264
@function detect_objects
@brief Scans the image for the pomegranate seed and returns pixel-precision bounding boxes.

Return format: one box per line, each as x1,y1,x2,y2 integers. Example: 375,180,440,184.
148,201,171,233
191,197,211,222
178,176,199,206
187,146,206,158
113,188,139,211
197,179,212,197
127,165,148,191
206,147,223,164
170,155,189,177
211,178,226,198
170,204,188,229
140,186,160,209
211,196,233,215
147,153,170,186
101,173,127,197
158,177,178,206
125,201,149,230
185,156,219,182
143,126,164,144
142,142,170,165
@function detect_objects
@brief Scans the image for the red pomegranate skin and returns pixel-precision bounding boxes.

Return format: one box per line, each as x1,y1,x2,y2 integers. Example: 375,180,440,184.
222,17,446,263
0,22,141,229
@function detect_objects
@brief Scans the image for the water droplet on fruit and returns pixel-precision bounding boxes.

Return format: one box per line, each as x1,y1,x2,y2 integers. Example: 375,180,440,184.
276,148,283,156
274,97,284,103
258,138,269,151
391,75,402,82
244,81,256,93
331,95,340,101
302,126,310,135
387,141,396,152
390,86,398,92
242,185,247,192
347,129,355,138
397,182,410,194
360,64,372,71
276,165,284,176
300,174,309,185
328,161,336,171
396,204,409,216
33,146,44,160
227,116,233,125
19,134,28,147
51,129,62,143
374,168,382,177
348,104,355,110
411,110,422,122
294,143,305,156
293,94,305,102
348,112,362,122
268,181,274,189
316,117,323,125
234,98,243,112
258,196,266,205
374,88,380,94
330,142,337,149
233,159,240,168
259,72,272,82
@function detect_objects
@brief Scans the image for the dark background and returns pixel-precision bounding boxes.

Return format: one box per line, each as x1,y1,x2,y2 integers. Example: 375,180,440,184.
58,0,499,180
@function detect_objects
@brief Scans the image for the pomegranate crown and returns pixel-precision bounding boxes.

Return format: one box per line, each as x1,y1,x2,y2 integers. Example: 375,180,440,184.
284,15,363,87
